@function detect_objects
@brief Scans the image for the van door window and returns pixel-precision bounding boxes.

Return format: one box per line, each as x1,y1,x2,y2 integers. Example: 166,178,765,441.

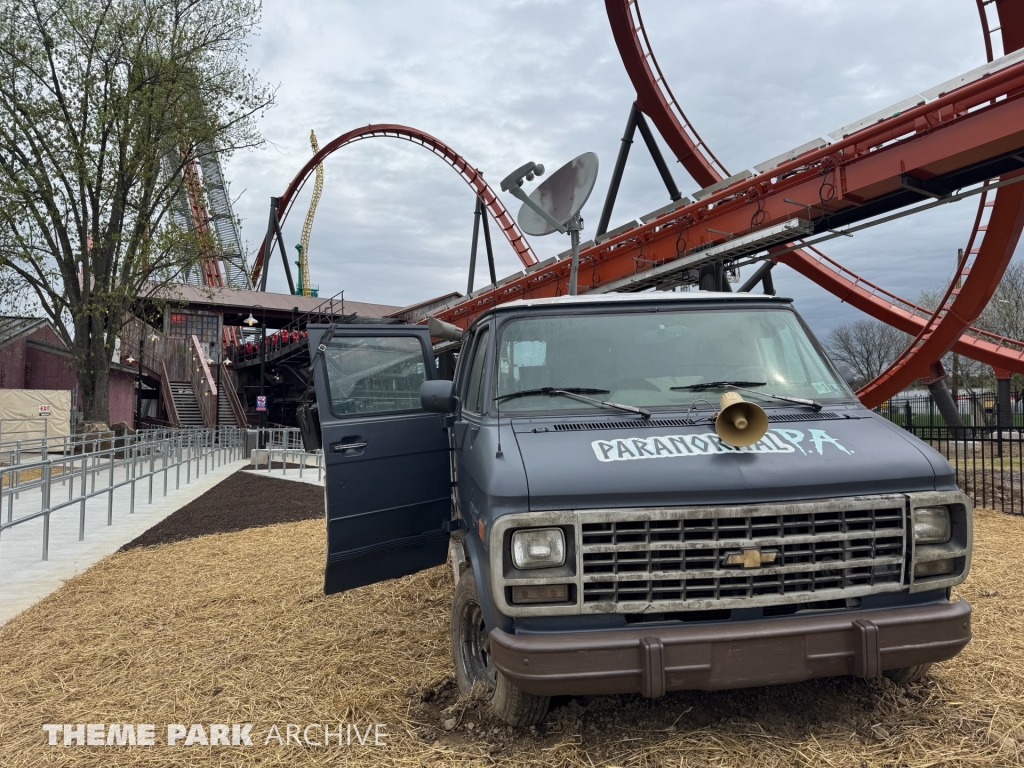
462,327,490,414
323,335,429,416
454,331,474,398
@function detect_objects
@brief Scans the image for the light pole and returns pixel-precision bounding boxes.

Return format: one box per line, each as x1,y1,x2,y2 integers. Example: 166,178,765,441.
125,353,138,427
135,334,144,428
244,306,267,446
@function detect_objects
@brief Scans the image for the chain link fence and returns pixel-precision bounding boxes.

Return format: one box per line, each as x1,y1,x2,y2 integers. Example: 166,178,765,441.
874,390,1024,428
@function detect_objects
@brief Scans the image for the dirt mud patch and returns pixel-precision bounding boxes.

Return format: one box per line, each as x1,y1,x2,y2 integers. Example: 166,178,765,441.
119,470,322,550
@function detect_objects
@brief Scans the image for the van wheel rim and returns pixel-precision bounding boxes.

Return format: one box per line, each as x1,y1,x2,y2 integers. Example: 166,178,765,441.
459,599,497,689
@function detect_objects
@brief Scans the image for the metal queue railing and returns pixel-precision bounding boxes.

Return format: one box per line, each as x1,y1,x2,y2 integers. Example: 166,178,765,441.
0,430,188,470
250,427,324,483
0,427,247,563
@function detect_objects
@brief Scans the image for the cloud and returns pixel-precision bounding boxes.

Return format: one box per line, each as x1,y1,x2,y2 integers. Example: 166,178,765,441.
224,0,1010,333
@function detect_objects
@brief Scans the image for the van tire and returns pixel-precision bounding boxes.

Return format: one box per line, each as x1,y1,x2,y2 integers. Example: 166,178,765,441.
490,673,551,727
450,570,550,726
883,664,932,685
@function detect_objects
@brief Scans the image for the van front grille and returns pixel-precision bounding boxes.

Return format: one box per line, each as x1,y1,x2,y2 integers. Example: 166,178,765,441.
580,502,905,609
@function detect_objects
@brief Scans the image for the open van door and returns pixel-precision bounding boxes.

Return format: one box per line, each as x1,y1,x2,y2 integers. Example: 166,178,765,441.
308,325,452,594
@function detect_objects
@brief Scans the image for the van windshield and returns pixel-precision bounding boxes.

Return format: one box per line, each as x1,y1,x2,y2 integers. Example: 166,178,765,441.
493,308,852,413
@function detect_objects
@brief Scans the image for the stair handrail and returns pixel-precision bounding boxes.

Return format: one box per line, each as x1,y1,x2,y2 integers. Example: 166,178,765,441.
220,362,248,427
160,361,181,427
188,334,218,428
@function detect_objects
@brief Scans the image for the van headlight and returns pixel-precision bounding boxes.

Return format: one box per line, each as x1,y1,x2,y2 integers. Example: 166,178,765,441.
511,528,565,569
914,507,951,544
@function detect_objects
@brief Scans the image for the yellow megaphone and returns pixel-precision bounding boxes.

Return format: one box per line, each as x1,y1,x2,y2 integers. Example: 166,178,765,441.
715,391,768,447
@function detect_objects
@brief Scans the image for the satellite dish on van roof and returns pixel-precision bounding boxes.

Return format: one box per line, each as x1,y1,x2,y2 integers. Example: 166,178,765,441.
516,152,599,237
500,152,599,296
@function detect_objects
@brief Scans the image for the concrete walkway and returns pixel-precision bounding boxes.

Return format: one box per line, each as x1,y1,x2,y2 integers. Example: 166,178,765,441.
246,450,324,486
242,465,324,486
0,457,250,626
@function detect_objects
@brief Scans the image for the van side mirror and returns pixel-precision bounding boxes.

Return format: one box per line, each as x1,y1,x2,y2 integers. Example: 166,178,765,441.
421,380,458,413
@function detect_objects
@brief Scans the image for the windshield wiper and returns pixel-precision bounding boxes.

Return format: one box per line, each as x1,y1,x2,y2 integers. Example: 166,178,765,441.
495,387,651,419
671,381,767,391
670,381,822,411
495,387,609,401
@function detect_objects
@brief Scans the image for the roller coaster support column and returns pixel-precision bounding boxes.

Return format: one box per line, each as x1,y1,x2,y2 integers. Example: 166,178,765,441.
923,363,964,433
260,198,276,292
480,197,497,285
995,367,1013,433
739,261,776,295
597,105,640,237
261,197,297,295
468,197,483,295
597,104,682,238
467,195,498,294
635,109,682,203
699,262,731,293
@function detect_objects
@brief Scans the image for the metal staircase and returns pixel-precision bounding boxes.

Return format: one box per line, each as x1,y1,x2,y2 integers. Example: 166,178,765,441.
216,390,235,427
170,383,204,427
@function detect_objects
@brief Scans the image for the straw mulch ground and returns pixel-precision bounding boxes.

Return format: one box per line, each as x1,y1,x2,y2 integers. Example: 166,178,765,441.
0,484,1022,767
119,471,323,550
1,465,65,488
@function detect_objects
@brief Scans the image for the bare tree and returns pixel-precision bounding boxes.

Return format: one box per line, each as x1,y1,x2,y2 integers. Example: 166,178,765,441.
919,272,1022,392
978,261,1024,340
0,0,274,425
824,319,909,388
825,264,1024,395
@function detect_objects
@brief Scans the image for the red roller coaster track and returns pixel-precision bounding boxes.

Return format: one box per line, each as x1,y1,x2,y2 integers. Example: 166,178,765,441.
430,52,1024,335
250,124,537,285
602,0,1024,407
606,0,726,190
427,0,1024,407
254,3,1024,410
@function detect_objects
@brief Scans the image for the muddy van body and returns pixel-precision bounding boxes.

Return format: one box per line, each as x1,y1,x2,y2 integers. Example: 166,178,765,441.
305,292,972,725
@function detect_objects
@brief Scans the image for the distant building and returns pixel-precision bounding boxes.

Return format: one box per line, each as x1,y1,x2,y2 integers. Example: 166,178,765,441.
128,286,406,429
0,316,136,428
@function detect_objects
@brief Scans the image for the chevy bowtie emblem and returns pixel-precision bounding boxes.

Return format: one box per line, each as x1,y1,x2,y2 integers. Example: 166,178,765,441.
725,549,778,568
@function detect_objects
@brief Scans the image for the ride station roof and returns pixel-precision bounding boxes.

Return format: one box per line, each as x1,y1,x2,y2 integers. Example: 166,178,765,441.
149,284,403,329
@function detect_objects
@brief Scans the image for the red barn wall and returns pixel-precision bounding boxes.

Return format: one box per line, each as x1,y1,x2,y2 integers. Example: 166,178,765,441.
29,325,65,347
2,326,138,428
0,338,26,389
24,344,78,391
108,369,136,428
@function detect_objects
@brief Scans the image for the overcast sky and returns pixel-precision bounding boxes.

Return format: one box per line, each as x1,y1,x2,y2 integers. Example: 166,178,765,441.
224,0,1008,336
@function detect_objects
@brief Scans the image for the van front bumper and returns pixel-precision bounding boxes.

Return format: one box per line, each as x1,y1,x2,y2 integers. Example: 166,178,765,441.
489,599,971,697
